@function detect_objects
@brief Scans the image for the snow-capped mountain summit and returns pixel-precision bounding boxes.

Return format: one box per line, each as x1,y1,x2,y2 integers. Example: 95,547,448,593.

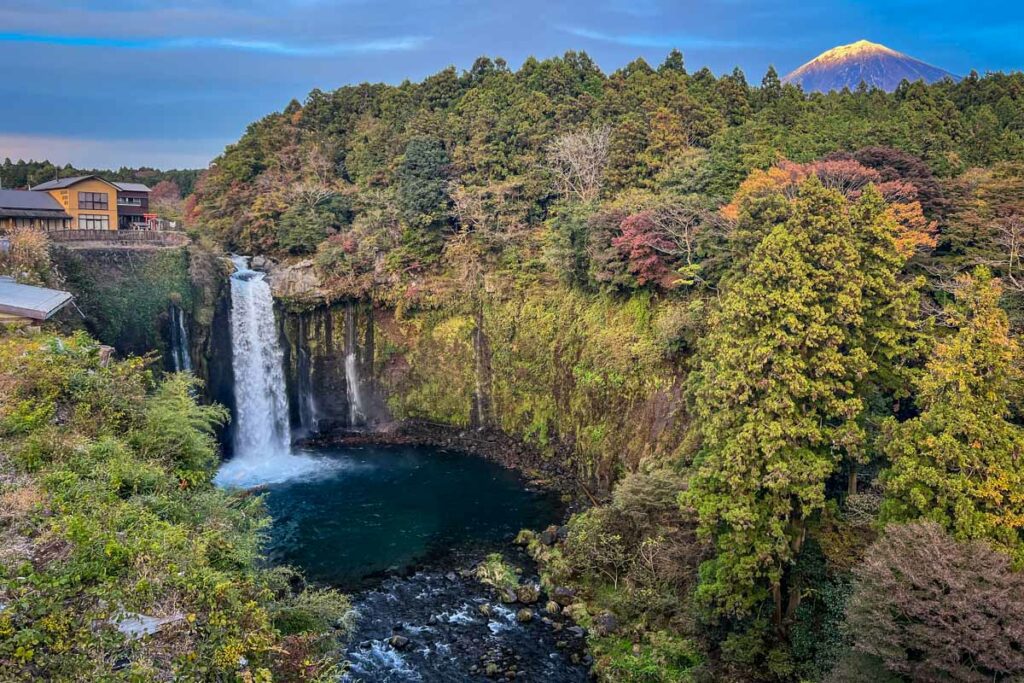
783,40,959,93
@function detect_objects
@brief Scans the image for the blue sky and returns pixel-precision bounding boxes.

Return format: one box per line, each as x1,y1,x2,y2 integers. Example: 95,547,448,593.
1,0,1021,169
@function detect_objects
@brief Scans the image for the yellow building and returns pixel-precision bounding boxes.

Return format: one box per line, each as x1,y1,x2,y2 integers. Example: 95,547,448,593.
31,175,121,230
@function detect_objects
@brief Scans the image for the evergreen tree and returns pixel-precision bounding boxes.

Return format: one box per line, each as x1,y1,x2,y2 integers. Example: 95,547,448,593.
845,185,923,493
683,178,870,632
397,136,451,230
759,65,782,108
881,269,1024,561
659,49,686,74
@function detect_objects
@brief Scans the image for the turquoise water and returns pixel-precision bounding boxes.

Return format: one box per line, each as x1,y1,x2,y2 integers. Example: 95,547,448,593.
262,444,562,587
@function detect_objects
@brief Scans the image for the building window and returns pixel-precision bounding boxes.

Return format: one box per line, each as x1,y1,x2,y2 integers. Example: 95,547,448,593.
78,191,109,210
78,214,110,230
117,196,143,206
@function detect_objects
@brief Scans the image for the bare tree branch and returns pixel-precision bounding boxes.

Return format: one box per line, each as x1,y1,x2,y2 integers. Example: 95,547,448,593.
546,126,611,203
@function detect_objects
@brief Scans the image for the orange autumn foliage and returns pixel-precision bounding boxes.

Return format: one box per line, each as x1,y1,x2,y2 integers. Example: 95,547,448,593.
722,158,936,257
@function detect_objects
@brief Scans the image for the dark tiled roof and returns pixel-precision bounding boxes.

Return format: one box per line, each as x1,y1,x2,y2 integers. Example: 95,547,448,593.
0,208,71,219
30,175,96,190
0,189,67,211
114,182,150,192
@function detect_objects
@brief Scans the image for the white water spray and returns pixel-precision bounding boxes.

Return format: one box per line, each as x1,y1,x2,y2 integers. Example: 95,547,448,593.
344,303,366,427
214,256,330,487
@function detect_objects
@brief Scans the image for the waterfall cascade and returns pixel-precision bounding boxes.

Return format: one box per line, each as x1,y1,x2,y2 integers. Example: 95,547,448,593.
344,303,366,428
168,304,193,373
214,256,329,487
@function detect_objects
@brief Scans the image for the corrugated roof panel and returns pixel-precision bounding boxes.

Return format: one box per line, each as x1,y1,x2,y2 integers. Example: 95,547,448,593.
0,279,74,320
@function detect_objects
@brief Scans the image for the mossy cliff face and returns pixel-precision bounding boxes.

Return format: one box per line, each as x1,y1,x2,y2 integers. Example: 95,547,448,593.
381,291,687,486
274,278,688,487
278,301,385,433
51,245,230,380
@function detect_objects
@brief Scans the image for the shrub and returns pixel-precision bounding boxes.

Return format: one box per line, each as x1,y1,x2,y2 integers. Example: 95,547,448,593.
0,333,350,679
846,521,1024,682
590,631,702,682
475,553,519,592
0,225,53,285
270,588,353,636
130,373,228,485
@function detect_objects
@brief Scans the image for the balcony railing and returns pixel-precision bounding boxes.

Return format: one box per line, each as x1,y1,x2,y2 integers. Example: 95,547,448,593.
46,229,189,246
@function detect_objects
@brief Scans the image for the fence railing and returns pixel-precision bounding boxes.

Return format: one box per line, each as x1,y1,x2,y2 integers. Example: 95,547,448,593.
46,229,189,247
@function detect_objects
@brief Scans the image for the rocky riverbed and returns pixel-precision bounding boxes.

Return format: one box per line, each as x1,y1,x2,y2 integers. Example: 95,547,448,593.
340,551,591,682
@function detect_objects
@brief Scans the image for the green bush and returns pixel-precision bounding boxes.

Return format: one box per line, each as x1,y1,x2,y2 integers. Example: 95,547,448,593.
591,631,702,682
0,333,350,680
475,553,519,591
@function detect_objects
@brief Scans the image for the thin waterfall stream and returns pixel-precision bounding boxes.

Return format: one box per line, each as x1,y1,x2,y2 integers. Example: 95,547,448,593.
295,313,319,435
168,303,192,373
344,302,365,427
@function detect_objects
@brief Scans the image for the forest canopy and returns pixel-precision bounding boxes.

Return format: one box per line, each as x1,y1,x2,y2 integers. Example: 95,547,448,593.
187,51,1024,682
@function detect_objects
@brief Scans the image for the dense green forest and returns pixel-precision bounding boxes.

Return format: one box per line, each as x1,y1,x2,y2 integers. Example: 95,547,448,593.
1,158,202,196
187,51,1024,681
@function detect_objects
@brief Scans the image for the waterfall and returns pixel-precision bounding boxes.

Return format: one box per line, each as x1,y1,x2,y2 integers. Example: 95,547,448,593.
168,304,193,373
215,256,329,488
344,303,365,428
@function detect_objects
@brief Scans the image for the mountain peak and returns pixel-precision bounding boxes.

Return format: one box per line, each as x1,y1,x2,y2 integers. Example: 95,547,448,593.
783,40,958,93
818,39,898,59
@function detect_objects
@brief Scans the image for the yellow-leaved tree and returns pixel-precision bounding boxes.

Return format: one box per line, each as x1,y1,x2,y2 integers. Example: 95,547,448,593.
881,268,1024,561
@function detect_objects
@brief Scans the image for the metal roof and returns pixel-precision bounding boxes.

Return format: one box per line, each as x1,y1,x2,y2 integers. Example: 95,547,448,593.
0,189,66,211
0,208,71,219
30,175,97,190
114,182,151,193
0,277,74,321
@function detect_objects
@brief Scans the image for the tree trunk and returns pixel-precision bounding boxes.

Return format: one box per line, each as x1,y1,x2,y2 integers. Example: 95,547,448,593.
774,517,809,638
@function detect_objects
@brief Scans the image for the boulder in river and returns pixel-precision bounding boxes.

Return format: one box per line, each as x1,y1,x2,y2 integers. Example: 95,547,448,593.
516,608,534,623
388,635,410,649
544,600,560,614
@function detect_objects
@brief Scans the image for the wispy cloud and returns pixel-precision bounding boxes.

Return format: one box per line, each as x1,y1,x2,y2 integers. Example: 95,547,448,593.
560,25,750,49
0,31,427,56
